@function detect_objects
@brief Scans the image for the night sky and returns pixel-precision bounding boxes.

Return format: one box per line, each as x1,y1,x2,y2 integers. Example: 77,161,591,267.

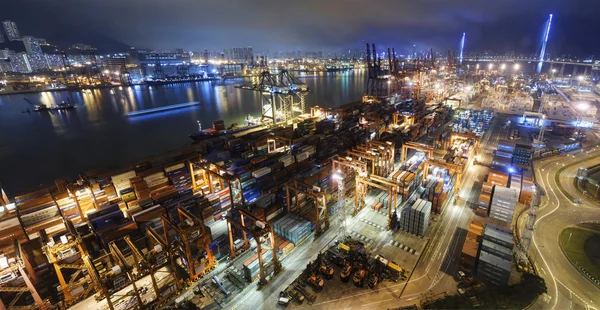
2,0,599,55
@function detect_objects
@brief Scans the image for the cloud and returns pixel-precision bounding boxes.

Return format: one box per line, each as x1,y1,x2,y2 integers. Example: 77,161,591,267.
9,0,600,54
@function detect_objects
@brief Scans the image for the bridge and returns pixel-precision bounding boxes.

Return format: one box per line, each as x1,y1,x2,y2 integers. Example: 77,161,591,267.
459,14,598,76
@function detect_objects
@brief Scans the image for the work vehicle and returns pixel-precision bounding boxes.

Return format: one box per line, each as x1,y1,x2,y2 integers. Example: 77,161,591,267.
319,263,334,279
278,291,290,306
307,273,324,290
286,288,304,304
340,264,352,282
353,269,366,287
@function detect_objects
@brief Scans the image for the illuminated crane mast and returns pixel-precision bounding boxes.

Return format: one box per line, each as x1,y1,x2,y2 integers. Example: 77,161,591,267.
458,32,466,74
537,14,553,74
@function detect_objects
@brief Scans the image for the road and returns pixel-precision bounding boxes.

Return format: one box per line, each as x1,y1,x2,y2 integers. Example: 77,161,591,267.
522,146,600,310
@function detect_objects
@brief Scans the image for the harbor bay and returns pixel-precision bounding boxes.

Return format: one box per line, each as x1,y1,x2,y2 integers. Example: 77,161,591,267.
0,71,366,194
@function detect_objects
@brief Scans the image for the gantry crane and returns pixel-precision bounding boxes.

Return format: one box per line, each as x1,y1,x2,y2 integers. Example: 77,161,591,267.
354,141,395,176
107,242,144,308
190,159,244,208
332,156,368,235
124,226,181,304
347,141,395,177
237,69,310,124
450,132,480,156
285,180,329,234
0,240,47,310
161,209,215,282
401,142,434,163
354,173,399,229
266,135,292,154
392,112,415,128
39,220,94,307
226,209,281,285
83,241,141,310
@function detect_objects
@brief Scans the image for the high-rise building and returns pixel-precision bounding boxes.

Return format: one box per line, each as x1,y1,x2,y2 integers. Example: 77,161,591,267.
9,52,32,73
2,20,21,41
224,47,254,63
22,36,43,55
22,36,49,71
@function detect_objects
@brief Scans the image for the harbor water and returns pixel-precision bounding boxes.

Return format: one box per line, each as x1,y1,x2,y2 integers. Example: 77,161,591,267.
0,70,367,194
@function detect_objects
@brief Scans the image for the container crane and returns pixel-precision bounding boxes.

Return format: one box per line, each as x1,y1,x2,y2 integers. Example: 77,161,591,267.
0,240,48,310
401,142,434,163
364,43,388,100
285,180,329,234
124,226,181,304
39,220,94,306
236,69,310,124
226,209,281,285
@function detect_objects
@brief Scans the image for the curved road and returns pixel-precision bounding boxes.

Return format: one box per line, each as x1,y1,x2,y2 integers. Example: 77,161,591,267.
526,146,600,310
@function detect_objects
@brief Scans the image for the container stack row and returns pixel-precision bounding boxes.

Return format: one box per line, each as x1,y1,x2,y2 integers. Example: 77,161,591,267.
519,171,534,205
489,186,519,224
273,213,311,245
391,170,417,201
243,248,273,282
460,220,484,274
399,198,431,236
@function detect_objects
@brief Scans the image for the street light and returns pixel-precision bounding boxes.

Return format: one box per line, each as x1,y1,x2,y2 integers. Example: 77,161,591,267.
501,64,506,71
488,63,493,70
513,64,520,71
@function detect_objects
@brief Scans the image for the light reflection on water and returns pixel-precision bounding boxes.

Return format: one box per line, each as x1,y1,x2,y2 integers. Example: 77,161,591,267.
0,71,366,194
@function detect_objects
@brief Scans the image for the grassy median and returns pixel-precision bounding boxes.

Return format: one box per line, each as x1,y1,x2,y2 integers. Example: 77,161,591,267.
559,226,600,282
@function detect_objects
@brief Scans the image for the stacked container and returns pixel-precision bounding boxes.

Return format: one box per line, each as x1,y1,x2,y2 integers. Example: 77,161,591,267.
399,199,431,236
165,162,192,195
460,219,484,274
273,214,311,245
519,171,534,205
489,186,518,224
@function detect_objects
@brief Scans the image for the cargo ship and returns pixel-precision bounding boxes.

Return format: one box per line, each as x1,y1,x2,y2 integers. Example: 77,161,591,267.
127,101,201,117
144,75,219,86
326,65,354,72
189,119,263,141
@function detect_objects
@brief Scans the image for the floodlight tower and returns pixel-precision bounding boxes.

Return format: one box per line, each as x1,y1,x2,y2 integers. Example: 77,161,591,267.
333,171,347,236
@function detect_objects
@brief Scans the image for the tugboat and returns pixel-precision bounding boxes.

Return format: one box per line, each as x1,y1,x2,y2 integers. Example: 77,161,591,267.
23,98,75,113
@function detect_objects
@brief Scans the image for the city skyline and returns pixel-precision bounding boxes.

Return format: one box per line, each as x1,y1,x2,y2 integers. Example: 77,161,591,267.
1,0,599,56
